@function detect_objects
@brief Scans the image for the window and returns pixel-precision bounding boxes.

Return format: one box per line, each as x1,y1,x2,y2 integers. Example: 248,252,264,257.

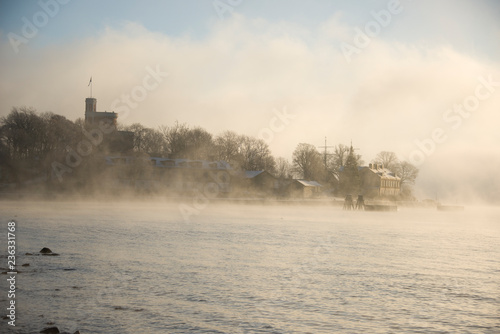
188,161,203,168
177,161,187,168
161,160,175,167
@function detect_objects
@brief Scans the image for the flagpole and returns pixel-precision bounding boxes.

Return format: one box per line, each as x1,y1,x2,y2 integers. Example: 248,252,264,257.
88,76,93,98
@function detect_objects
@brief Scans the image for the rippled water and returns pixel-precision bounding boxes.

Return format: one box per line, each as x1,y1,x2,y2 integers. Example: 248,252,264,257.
1,200,499,333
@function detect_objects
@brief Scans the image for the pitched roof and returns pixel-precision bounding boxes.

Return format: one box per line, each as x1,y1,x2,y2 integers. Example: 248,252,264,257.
296,180,322,187
243,171,265,178
361,166,400,180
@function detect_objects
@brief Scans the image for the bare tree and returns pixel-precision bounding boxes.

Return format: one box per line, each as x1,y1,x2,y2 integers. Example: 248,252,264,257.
1,107,82,183
142,128,165,156
329,143,363,177
123,123,145,152
372,152,418,192
157,122,214,159
373,151,399,171
329,144,349,176
121,123,165,156
214,131,243,164
239,136,276,173
292,143,324,180
159,122,190,158
274,157,293,179
396,161,419,187
184,126,214,160
1,107,43,160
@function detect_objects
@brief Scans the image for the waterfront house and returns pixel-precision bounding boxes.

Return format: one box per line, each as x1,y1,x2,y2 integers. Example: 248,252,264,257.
233,170,278,196
287,179,322,198
359,163,400,197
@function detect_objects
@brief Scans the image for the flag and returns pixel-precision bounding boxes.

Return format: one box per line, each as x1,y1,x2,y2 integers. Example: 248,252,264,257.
88,77,92,86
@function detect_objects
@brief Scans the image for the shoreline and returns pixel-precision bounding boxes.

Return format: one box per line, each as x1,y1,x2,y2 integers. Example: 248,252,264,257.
0,191,454,209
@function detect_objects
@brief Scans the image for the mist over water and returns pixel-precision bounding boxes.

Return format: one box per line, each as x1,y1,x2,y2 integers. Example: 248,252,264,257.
1,2,499,333
1,200,499,333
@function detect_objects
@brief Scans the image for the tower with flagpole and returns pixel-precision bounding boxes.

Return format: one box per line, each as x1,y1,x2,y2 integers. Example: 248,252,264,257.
84,77,117,127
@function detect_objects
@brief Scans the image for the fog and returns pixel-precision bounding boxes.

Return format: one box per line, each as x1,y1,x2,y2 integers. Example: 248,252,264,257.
1,1,499,202
2,4,500,332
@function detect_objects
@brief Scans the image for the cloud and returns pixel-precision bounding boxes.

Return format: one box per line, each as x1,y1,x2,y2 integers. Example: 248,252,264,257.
1,13,499,201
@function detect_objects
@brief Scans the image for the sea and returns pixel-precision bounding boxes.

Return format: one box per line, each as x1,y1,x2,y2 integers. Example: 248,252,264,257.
0,200,499,334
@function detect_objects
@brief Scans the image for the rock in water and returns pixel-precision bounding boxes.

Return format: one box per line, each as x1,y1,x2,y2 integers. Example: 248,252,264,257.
40,247,59,256
40,327,60,334
40,247,52,254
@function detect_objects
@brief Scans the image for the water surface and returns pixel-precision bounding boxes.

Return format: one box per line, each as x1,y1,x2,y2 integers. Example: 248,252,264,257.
1,201,499,333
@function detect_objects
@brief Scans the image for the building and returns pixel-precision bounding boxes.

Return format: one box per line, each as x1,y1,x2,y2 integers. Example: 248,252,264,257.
287,179,322,198
84,97,133,153
359,163,400,197
233,170,278,196
84,97,118,127
104,156,232,194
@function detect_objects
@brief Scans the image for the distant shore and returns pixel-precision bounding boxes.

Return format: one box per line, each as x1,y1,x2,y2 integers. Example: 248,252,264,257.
0,189,447,208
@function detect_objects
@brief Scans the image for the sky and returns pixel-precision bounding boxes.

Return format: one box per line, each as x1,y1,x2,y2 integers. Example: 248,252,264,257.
1,0,499,202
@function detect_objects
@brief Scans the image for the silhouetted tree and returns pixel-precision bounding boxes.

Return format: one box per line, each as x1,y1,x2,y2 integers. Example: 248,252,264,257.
123,123,150,153
238,136,276,173
395,161,419,188
1,107,42,161
373,151,399,171
159,122,189,158
213,132,275,172
292,143,324,180
274,157,293,179
0,108,81,183
372,151,419,194
159,122,214,160
0,126,17,184
339,143,361,195
42,112,82,154
184,126,214,160
214,131,243,166
328,143,363,178
329,144,349,178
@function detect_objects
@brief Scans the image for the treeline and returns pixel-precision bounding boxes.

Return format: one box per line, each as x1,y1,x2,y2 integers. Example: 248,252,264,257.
0,107,418,197
0,107,280,187
0,107,85,185
121,122,276,173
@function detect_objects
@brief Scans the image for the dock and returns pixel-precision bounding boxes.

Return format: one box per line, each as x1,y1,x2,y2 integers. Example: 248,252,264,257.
364,204,398,212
